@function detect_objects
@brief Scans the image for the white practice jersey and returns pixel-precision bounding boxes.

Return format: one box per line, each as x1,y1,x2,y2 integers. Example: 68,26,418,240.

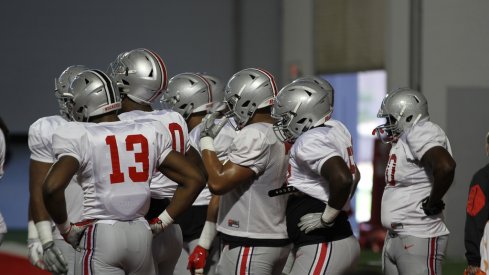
288,120,356,208
218,122,289,239
52,119,172,221
188,118,237,205
381,119,452,237
119,110,189,199
28,115,84,239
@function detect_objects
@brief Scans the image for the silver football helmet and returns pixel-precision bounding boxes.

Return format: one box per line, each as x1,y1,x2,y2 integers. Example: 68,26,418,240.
161,73,212,119
199,73,226,112
271,80,333,142
374,87,429,143
68,70,121,122
55,65,89,120
108,48,167,105
224,68,278,129
292,76,334,110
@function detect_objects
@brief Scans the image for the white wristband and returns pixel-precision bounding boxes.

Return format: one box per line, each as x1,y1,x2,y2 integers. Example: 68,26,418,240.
56,220,71,234
197,221,217,250
321,205,341,224
157,210,174,230
35,220,53,245
200,136,215,152
27,221,39,239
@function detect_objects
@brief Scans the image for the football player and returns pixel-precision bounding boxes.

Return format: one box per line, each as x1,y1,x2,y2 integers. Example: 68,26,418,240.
108,48,198,275
272,78,360,275
373,88,456,275
162,73,237,275
173,74,236,274
194,68,291,274
42,70,205,275
27,65,87,274
464,131,489,275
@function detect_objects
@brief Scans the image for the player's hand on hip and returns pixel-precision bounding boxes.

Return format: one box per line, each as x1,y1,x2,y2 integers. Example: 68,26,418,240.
27,238,46,269
200,112,228,139
42,241,68,274
420,196,445,216
149,217,166,235
464,265,486,275
187,245,208,275
61,221,91,249
298,212,334,234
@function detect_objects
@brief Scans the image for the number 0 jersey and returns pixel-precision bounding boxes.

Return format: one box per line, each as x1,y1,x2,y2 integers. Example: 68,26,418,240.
52,119,173,221
188,118,237,205
218,122,289,240
118,109,189,199
287,119,356,208
381,119,452,237
28,115,83,239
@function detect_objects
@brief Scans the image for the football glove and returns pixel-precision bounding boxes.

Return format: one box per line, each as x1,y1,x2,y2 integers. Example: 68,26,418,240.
149,210,174,236
421,196,445,216
61,222,91,249
298,212,334,234
28,238,46,270
187,245,208,275
200,112,228,139
42,241,68,274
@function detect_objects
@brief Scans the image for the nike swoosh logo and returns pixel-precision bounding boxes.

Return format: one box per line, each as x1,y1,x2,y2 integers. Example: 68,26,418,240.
404,244,414,250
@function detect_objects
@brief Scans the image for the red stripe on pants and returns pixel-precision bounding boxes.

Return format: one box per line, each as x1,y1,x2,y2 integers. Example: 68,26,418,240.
313,243,328,275
239,246,251,275
83,225,94,275
429,237,437,275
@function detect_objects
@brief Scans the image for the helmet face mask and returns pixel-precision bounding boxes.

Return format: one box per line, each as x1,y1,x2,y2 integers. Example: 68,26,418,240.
108,48,167,105
271,79,333,143
374,87,429,143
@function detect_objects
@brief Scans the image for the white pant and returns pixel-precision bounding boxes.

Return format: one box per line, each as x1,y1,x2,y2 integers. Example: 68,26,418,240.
152,224,183,275
75,221,155,275
480,222,489,273
289,236,359,275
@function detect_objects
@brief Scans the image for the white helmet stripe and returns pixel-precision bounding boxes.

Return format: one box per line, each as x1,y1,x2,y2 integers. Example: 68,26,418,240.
255,68,277,96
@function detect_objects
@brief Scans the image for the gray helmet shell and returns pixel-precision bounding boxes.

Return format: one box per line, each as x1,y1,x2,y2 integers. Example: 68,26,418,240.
224,68,278,129
69,70,121,122
161,73,212,119
108,48,167,105
272,79,333,142
55,65,89,120
375,87,429,142
199,73,226,112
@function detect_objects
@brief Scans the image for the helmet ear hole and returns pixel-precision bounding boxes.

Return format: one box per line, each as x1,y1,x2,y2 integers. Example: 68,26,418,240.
406,115,413,123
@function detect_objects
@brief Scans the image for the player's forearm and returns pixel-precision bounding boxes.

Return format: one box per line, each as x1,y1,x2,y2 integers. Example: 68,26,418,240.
429,163,455,202
201,150,227,194
327,173,353,210
166,180,204,219
187,146,208,180
206,195,220,223
42,185,68,225
29,161,53,222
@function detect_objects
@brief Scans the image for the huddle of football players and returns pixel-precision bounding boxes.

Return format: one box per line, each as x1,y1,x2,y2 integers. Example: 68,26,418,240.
24,48,456,275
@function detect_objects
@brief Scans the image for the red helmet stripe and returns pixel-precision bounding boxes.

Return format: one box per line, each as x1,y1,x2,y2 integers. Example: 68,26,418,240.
255,68,278,96
194,73,212,103
145,49,168,103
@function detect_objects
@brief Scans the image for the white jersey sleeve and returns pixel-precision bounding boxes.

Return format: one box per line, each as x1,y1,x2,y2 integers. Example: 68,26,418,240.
28,116,67,163
406,120,452,160
295,130,342,175
228,126,269,174
52,122,88,164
